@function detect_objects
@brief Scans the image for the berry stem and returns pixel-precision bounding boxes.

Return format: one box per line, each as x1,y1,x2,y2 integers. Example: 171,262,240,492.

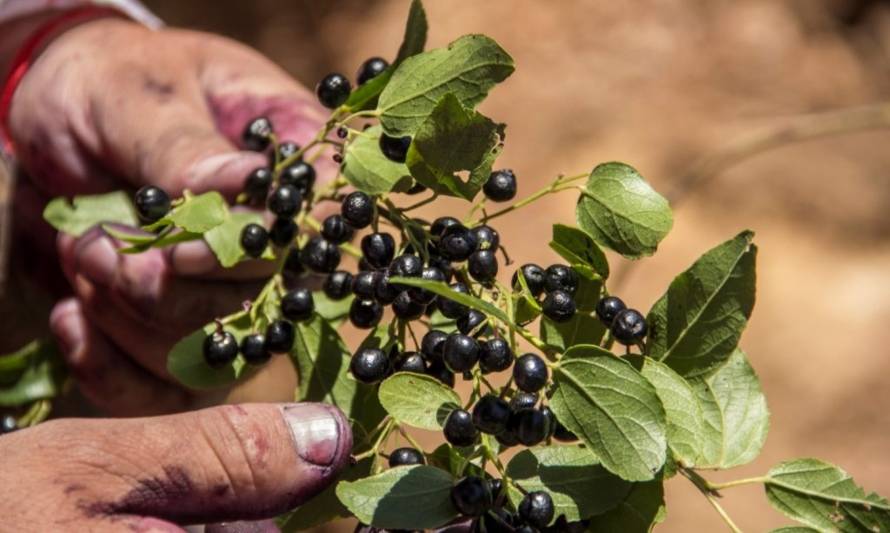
679,468,744,533
395,424,426,454
400,192,439,212
702,491,743,533
706,476,769,491
477,172,588,224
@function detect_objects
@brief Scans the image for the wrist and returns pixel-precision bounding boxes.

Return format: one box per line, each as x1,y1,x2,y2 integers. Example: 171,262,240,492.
0,7,127,155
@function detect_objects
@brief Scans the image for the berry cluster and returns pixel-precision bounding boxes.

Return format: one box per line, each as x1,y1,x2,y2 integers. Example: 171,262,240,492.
594,295,647,347
512,263,580,323
447,475,569,532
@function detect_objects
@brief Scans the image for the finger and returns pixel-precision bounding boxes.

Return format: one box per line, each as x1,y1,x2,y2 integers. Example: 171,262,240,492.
42,402,352,524
59,229,264,380
49,298,194,416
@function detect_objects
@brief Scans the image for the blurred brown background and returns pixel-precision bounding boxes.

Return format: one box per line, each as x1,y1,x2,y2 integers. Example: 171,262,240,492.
143,0,890,531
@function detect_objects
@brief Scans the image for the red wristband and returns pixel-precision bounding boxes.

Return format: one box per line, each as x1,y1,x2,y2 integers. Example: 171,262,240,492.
0,6,124,155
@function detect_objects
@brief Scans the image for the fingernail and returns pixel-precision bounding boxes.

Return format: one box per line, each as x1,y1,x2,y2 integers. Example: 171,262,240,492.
50,300,85,361
75,234,119,286
281,403,350,468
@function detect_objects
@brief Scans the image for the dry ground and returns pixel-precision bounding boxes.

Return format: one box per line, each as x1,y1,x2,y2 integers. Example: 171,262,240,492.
144,1,890,530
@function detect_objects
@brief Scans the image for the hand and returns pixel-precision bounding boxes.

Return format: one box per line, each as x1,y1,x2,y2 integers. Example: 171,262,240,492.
8,18,334,414
0,402,351,531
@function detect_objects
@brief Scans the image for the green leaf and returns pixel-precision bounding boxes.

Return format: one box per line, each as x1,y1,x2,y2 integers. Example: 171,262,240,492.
167,312,253,390
336,465,457,529
390,277,510,324
587,480,666,533
632,356,706,466
395,0,427,64
278,458,373,532
342,126,412,195
292,316,384,435
550,224,609,279
405,93,503,200
343,0,427,112
647,230,757,377
378,372,461,430
540,314,605,352
378,34,514,136
145,191,228,233
511,267,542,325
770,528,821,533
689,349,769,469
428,443,474,477
550,345,667,481
765,458,890,532
572,265,603,313
43,191,139,236
116,228,203,254
204,211,272,267
312,291,354,328
0,339,66,407
505,446,631,521
575,162,673,258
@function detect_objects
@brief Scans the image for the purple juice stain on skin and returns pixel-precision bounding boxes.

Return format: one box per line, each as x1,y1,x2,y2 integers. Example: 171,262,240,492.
207,94,325,149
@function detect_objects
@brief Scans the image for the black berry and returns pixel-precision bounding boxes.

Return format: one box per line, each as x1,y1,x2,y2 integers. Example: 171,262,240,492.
421,330,448,362
341,191,375,229
243,167,273,200
544,264,579,295
439,224,478,262
450,476,492,517
242,116,273,151
444,409,479,447
374,274,400,305
283,248,305,277
514,408,551,446
393,351,427,374
542,290,576,323
611,308,647,346
240,223,269,258
269,217,298,247
496,429,520,448
357,56,389,85
471,225,500,251
321,214,355,244
596,296,626,327
388,447,424,468
438,282,470,319
411,265,446,304
316,73,351,109
379,133,412,163
472,395,511,435
324,271,353,300
480,338,513,373
352,270,381,300
361,232,396,269
512,263,546,297
265,320,295,354
389,254,423,278
349,299,383,329
443,333,480,373
482,507,515,533
267,185,302,218
0,415,17,434
280,161,316,195
134,185,171,223
392,291,425,320
300,236,341,273
240,334,270,365
203,330,238,368
519,491,555,529
457,309,487,336
431,216,461,238
483,169,517,202
468,250,498,282
427,358,456,388
281,288,314,322
350,347,389,384
274,141,300,163
513,353,548,393
509,392,539,411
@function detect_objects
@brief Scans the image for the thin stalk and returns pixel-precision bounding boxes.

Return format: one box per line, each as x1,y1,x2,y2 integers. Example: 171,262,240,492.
478,172,588,224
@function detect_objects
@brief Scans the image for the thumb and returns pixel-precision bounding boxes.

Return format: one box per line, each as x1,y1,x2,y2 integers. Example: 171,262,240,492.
23,403,352,528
